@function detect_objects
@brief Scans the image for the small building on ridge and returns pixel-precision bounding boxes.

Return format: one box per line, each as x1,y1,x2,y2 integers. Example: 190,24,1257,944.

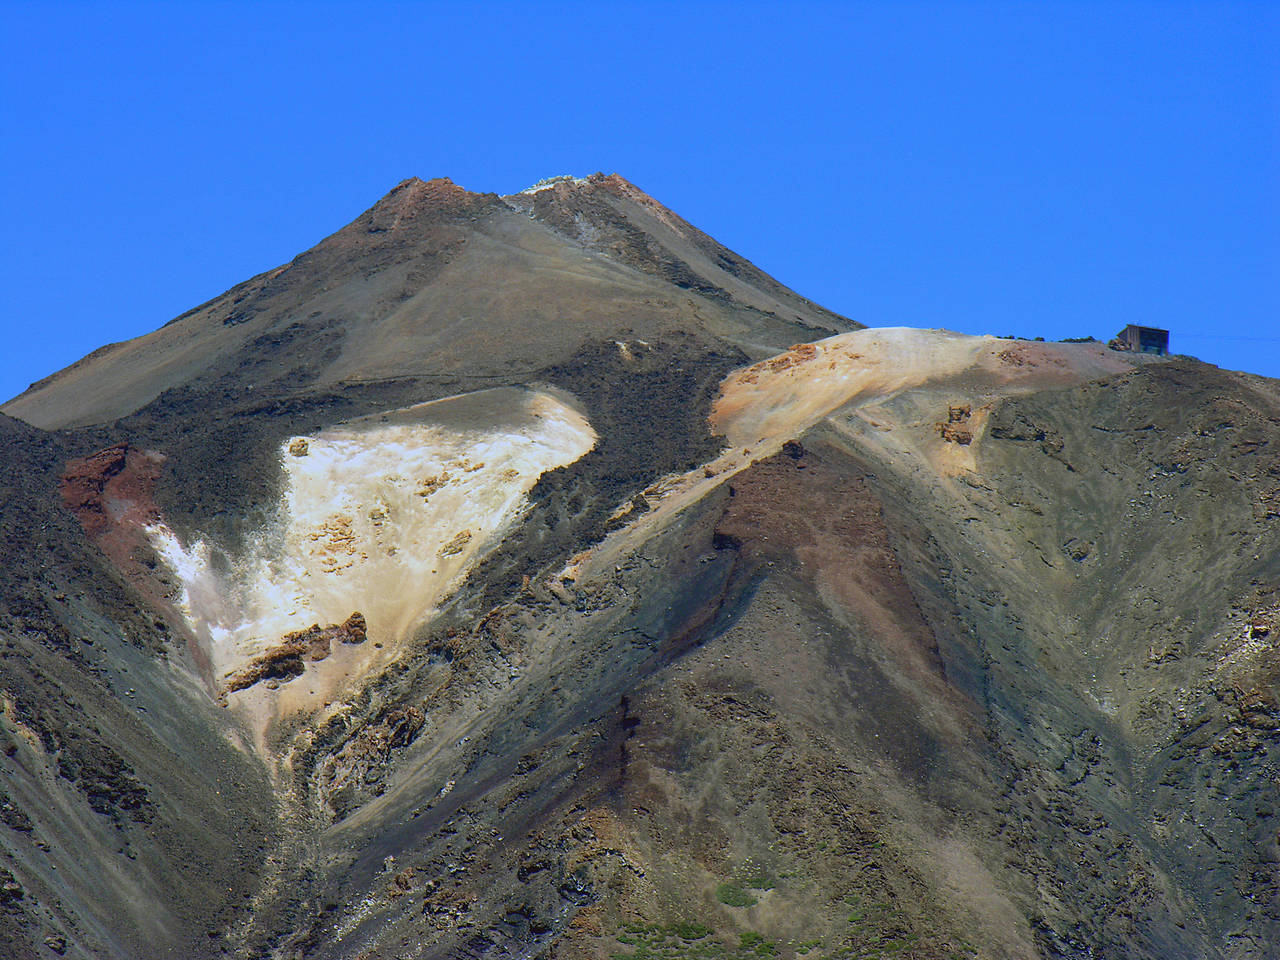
1111,325,1170,355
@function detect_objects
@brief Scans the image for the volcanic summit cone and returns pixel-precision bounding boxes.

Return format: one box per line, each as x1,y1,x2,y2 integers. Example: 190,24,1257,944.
0,175,1276,960
5,174,851,430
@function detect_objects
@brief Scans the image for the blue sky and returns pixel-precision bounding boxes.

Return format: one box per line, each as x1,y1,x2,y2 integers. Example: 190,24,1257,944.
1,1,1276,405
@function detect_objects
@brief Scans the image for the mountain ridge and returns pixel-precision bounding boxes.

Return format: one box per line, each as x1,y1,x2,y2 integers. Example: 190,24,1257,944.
0,178,1276,960
3,173,854,430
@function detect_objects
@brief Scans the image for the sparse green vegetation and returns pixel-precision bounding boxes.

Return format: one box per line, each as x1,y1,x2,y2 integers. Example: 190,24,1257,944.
739,931,777,956
612,923,780,960
742,875,775,890
716,882,757,907
819,896,932,958
672,922,712,941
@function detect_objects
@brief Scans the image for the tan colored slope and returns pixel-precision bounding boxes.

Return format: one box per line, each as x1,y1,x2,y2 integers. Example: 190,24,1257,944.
313,212,734,385
580,328,1134,576
506,173,852,347
147,387,595,750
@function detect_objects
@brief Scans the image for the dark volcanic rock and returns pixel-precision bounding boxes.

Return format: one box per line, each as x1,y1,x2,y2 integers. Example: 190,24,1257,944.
0,178,1275,960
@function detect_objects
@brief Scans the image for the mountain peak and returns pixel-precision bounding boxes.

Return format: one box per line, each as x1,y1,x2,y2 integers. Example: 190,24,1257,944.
0,165,1271,960
505,170,647,202
357,175,484,227
3,174,854,428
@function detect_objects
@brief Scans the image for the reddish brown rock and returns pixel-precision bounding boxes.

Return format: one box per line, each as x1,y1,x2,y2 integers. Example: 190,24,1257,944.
223,612,368,696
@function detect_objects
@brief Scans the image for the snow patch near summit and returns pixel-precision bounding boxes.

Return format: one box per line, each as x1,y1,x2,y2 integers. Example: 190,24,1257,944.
517,174,589,195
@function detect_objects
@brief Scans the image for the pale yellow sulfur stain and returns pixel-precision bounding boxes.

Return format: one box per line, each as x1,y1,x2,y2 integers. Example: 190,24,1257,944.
580,327,1131,578
709,328,983,447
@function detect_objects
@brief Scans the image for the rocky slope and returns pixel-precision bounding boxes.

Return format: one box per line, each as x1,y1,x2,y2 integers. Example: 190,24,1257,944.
0,176,1276,960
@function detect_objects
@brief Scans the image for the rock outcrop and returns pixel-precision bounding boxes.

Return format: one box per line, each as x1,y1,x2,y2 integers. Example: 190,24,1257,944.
0,178,1274,960
222,612,367,696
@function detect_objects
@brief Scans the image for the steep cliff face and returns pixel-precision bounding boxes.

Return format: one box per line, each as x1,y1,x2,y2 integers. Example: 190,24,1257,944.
0,416,275,960
0,179,1275,960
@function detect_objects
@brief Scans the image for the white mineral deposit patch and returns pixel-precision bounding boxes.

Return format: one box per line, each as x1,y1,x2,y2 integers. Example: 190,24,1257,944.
516,174,589,195
148,387,595,742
